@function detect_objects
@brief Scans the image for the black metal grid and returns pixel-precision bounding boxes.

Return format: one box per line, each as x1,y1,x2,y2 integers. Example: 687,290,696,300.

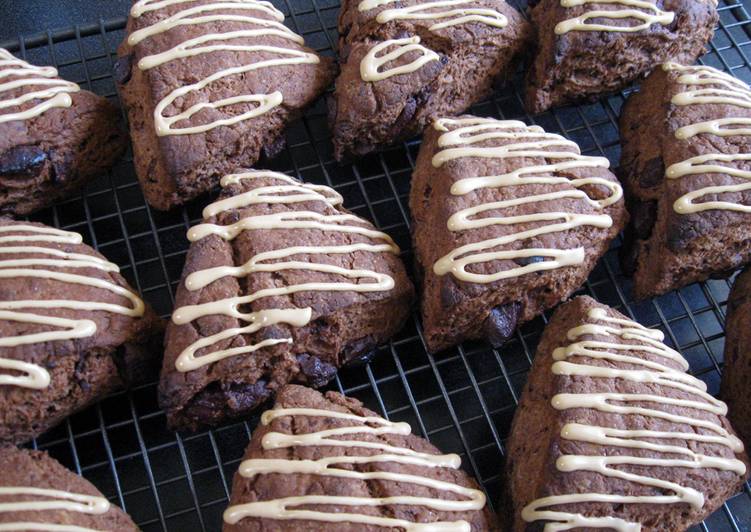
1,1,751,530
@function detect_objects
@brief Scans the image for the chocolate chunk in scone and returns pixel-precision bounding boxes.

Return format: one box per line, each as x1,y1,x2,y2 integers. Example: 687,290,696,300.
0,447,138,530
116,0,336,210
507,296,749,531
331,0,530,159
722,267,751,450
160,170,414,430
0,48,126,215
0,219,162,445
619,63,751,299
410,115,627,353
525,0,717,113
222,384,498,531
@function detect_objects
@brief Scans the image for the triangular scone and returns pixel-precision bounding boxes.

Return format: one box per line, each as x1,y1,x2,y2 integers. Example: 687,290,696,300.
223,384,498,531
0,447,138,530
116,0,335,210
160,170,414,430
525,0,717,114
410,115,627,353
507,296,749,531
330,0,530,159
722,267,751,449
620,63,751,299
0,219,162,445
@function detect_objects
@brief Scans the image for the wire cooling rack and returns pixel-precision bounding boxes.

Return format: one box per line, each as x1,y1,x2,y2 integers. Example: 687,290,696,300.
2,0,751,530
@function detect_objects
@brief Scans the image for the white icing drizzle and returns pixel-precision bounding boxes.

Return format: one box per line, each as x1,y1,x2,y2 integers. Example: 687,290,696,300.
661,62,751,214
223,407,486,530
128,0,319,136
360,36,439,82
172,170,399,372
429,117,621,283
555,0,674,35
0,224,145,389
522,306,746,531
0,48,80,125
0,486,110,532
357,0,507,32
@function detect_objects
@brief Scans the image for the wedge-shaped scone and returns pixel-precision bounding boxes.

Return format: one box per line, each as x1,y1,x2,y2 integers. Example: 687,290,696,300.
722,267,751,449
223,384,497,531
410,115,627,353
0,48,126,215
507,296,749,531
330,0,530,159
620,63,751,299
161,170,413,430
525,0,717,114
0,218,162,444
116,0,336,210
0,447,138,530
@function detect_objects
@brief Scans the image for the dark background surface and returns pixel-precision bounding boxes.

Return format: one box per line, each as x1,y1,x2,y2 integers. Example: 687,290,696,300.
0,0,131,37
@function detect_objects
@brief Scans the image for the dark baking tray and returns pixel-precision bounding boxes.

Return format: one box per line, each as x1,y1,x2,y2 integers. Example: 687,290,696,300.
2,0,751,530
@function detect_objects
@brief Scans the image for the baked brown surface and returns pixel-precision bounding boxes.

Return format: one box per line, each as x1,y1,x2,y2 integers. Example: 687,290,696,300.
0,48,126,216
507,296,749,531
0,446,137,530
0,218,162,445
223,384,498,531
330,0,530,159
116,0,335,210
410,115,627,353
722,267,751,449
160,170,413,430
525,0,717,114
619,63,751,299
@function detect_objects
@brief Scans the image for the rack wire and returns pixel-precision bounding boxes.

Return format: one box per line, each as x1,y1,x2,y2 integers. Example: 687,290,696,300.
2,0,751,530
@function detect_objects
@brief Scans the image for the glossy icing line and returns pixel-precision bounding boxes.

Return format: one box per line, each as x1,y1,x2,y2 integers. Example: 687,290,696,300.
429,117,621,283
662,62,751,214
358,0,507,31
522,306,746,531
555,0,674,34
128,0,319,136
172,170,399,372
223,407,486,529
360,36,440,82
0,48,79,125
0,485,110,532
0,225,145,389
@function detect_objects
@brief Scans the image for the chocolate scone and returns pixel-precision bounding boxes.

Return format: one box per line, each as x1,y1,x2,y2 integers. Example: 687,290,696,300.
330,0,530,159
223,384,496,531
619,63,751,299
0,48,126,215
160,170,413,430
0,447,138,531
722,267,751,449
525,0,717,114
410,115,627,353
0,219,162,444
116,0,336,210
507,296,749,530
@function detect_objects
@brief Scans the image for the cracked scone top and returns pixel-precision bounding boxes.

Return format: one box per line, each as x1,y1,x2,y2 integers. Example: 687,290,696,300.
507,296,748,531
410,115,626,352
160,170,413,430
